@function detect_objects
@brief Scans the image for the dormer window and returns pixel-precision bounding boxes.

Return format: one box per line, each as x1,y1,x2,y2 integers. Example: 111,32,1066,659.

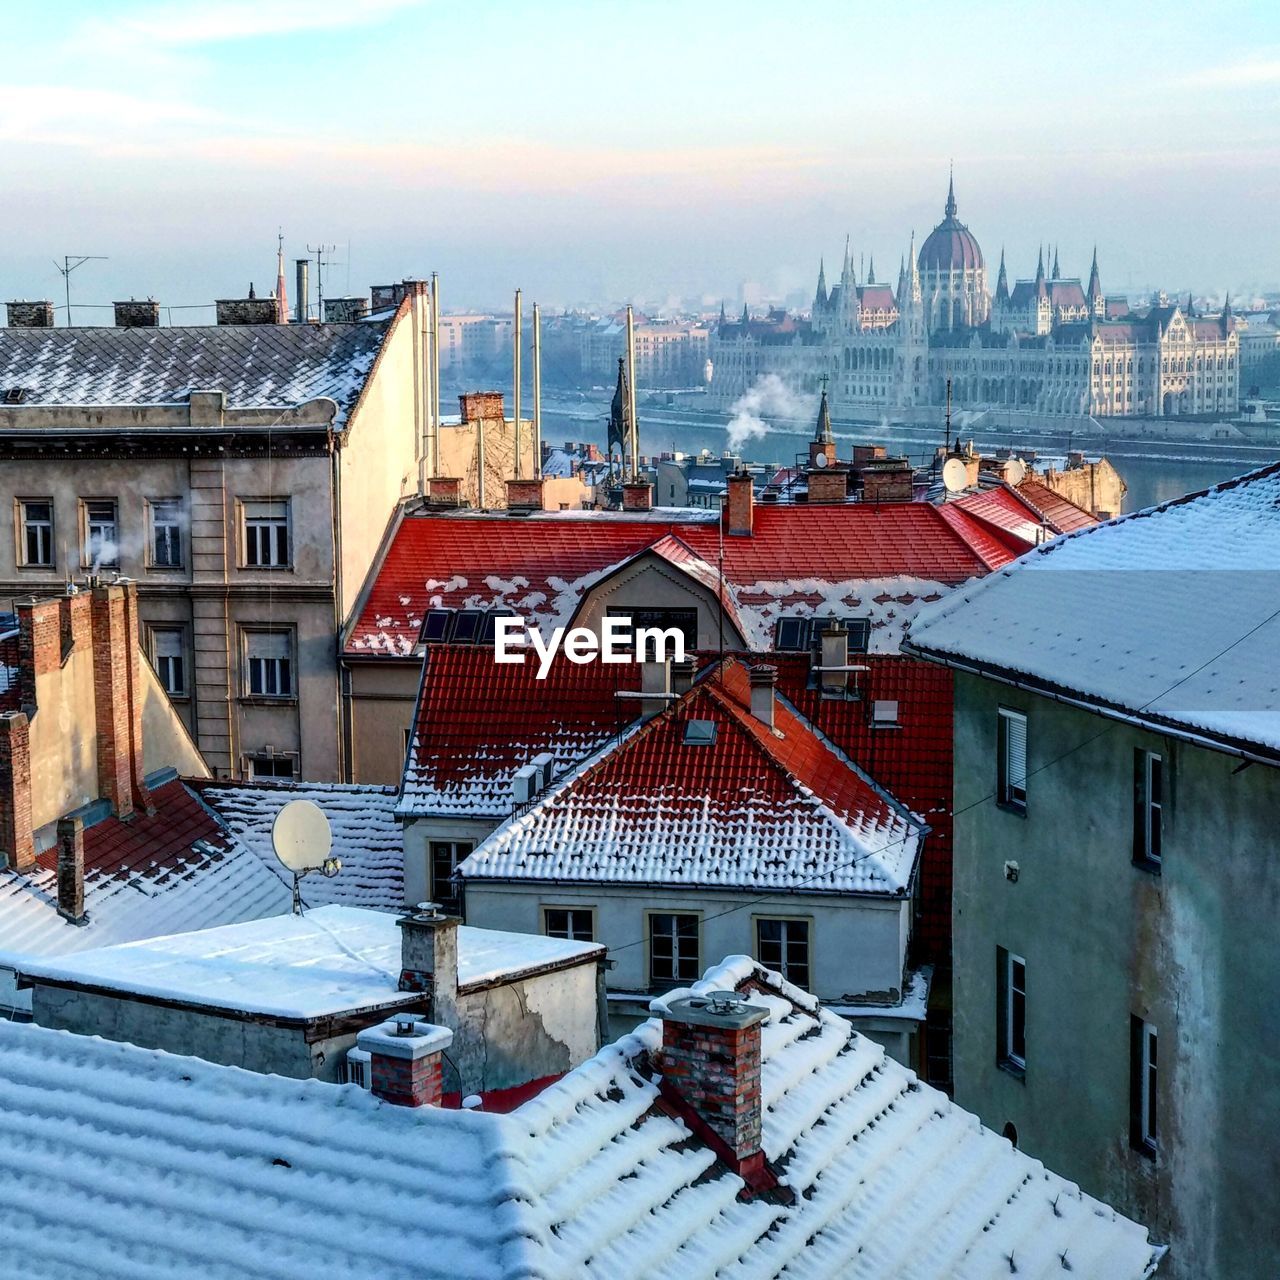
420,609,456,643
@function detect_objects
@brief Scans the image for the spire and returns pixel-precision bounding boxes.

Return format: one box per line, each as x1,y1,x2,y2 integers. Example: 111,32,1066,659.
814,258,828,312
1221,292,1234,335
275,231,289,324
740,302,750,326
1186,291,1195,318
841,236,851,285
718,299,727,326
814,377,833,445
867,256,876,285
945,163,957,219
896,255,907,307
608,357,630,455
1051,244,1060,280
908,230,921,306
1034,247,1047,301
995,247,1009,304
1087,246,1102,303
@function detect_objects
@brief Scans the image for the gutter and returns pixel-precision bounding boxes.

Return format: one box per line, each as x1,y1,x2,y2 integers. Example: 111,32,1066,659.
902,640,1280,770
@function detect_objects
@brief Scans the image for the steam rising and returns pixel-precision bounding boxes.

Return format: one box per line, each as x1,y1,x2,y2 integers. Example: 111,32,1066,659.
725,375,817,452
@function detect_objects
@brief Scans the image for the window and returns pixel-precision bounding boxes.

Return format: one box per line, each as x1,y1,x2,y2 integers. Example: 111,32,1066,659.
683,719,717,746
149,627,186,697
420,609,456,643
247,754,295,780
242,499,290,568
1130,1018,1158,1155
544,907,593,942
756,918,810,991
19,500,54,567
997,708,1028,812
478,609,516,646
1133,749,1163,868
649,912,699,987
774,616,809,651
150,500,183,568
84,500,118,567
244,630,293,698
844,617,872,653
605,606,697,659
997,947,1027,1073
451,609,484,644
430,840,472,913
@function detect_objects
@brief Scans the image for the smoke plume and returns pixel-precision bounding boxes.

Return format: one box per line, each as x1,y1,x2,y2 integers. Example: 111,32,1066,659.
725,375,817,452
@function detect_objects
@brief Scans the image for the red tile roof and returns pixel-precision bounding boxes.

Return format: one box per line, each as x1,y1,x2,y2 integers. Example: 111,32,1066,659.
1015,478,1099,533
460,659,923,895
348,503,1013,659
952,483,1098,548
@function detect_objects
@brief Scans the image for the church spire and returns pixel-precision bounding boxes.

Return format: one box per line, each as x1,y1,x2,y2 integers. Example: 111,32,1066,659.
1186,291,1195,318
896,255,907,307
944,163,957,219
995,247,1009,304
814,258,828,312
740,302,750,326
814,377,833,446
841,235,851,285
608,357,630,458
1087,246,1102,310
867,256,876,285
1221,292,1234,335
718,299,727,327
1051,244,1060,280
907,229,921,306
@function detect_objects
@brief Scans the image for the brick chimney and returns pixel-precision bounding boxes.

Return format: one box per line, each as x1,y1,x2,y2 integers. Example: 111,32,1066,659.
458,391,505,424
113,300,160,328
6,301,54,329
0,713,34,872
89,583,151,818
397,903,460,1027
806,466,849,505
725,472,754,536
658,990,771,1188
356,1014,454,1108
622,481,653,512
56,815,87,924
506,478,546,512
426,476,464,507
748,665,776,730
861,458,914,503
215,288,278,326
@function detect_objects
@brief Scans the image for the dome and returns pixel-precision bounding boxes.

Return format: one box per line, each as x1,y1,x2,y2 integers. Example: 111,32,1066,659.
918,175,984,272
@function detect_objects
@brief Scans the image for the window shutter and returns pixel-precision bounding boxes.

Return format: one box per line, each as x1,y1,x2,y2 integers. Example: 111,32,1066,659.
154,630,183,659
249,631,291,659
1005,714,1027,789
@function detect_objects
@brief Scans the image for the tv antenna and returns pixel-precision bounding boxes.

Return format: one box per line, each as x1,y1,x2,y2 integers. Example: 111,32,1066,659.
306,243,340,318
271,798,341,913
54,255,107,328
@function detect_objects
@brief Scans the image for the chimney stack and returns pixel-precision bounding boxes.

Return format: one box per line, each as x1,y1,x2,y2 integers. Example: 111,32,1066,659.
748,665,777,730
860,458,914,504
356,1014,453,1108
294,259,310,323
112,300,160,328
505,478,546,512
56,815,86,924
6,301,54,329
725,472,754,536
659,990,770,1187
818,621,849,698
215,287,278,326
397,903,460,1028
640,658,672,718
89,582,151,818
671,658,697,696
622,481,653,512
0,712,34,873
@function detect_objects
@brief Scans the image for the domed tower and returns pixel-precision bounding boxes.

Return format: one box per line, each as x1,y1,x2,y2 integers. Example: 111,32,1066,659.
916,169,988,333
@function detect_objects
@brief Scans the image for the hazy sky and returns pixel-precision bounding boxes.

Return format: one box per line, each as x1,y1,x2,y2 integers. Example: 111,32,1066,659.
3,0,1278,316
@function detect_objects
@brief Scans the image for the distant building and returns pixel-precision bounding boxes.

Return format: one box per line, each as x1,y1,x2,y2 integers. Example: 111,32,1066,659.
0,955,1166,1278
709,173,1240,420
906,462,1280,1280
581,313,710,387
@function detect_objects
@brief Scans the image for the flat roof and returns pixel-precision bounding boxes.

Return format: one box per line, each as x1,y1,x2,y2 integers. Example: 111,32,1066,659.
17,905,602,1021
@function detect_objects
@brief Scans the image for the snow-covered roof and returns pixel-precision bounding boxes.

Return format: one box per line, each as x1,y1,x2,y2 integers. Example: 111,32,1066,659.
0,320,393,428
0,780,288,988
194,781,404,912
0,957,1164,1279
906,463,1280,757
16,905,602,1021
461,660,924,895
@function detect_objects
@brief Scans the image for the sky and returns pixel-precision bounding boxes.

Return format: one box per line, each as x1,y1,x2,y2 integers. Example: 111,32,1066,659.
2,0,1279,316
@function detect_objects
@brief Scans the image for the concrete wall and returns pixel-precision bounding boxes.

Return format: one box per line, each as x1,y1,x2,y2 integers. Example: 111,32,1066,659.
139,655,208,779
346,659,420,786
463,880,909,1007
436,419,536,510
27,625,98,829
949,671,1280,1280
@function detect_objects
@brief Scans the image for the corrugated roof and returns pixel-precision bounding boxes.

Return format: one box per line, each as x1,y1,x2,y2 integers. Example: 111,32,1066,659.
0,321,393,428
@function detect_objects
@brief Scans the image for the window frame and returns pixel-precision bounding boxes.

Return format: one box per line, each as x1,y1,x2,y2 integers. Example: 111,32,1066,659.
240,497,292,570
241,627,295,701
1133,748,1164,871
646,910,701,990
82,498,119,569
543,905,595,943
147,625,189,699
246,753,297,780
996,946,1027,1076
753,914,812,992
997,707,1028,814
429,839,473,912
148,498,185,570
1130,1016,1158,1157
17,498,55,569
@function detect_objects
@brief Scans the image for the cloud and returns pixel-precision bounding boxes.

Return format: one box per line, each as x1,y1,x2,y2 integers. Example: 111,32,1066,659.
1181,57,1280,89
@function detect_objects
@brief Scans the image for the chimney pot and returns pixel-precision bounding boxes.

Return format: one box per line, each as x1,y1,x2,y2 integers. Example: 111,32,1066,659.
112,300,160,328
622,482,653,512
397,908,460,1027
6,300,55,329
725,472,754,536
356,1016,453,1108
748,665,777,730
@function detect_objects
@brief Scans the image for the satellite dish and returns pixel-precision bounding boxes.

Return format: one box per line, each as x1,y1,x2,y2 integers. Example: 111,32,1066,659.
1004,457,1027,486
271,799,333,873
942,456,969,494
815,452,829,468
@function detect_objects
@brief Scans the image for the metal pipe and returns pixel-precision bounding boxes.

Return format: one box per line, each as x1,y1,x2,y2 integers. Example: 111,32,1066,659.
295,260,309,323
430,271,441,479
625,305,638,479
513,288,523,479
532,302,542,478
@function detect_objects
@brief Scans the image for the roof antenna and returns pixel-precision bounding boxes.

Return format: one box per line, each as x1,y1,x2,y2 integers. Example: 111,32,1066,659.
54,254,107,328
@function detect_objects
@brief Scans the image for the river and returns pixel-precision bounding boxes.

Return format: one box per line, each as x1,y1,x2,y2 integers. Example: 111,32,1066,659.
533,390,1280,513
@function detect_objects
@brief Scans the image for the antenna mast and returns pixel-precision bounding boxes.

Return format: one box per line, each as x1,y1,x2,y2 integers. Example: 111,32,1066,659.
513,288,523,479
54,255,107,327
306,243,338,319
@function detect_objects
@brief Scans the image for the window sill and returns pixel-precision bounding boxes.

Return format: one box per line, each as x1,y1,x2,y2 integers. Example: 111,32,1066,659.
998,1059,1026,1083
238,565,294,573
16,564,56,572
145,564,186,574
1130,1139,1158,1161
996,801,1028,818
1132,857,1162,877
237,696,298,707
